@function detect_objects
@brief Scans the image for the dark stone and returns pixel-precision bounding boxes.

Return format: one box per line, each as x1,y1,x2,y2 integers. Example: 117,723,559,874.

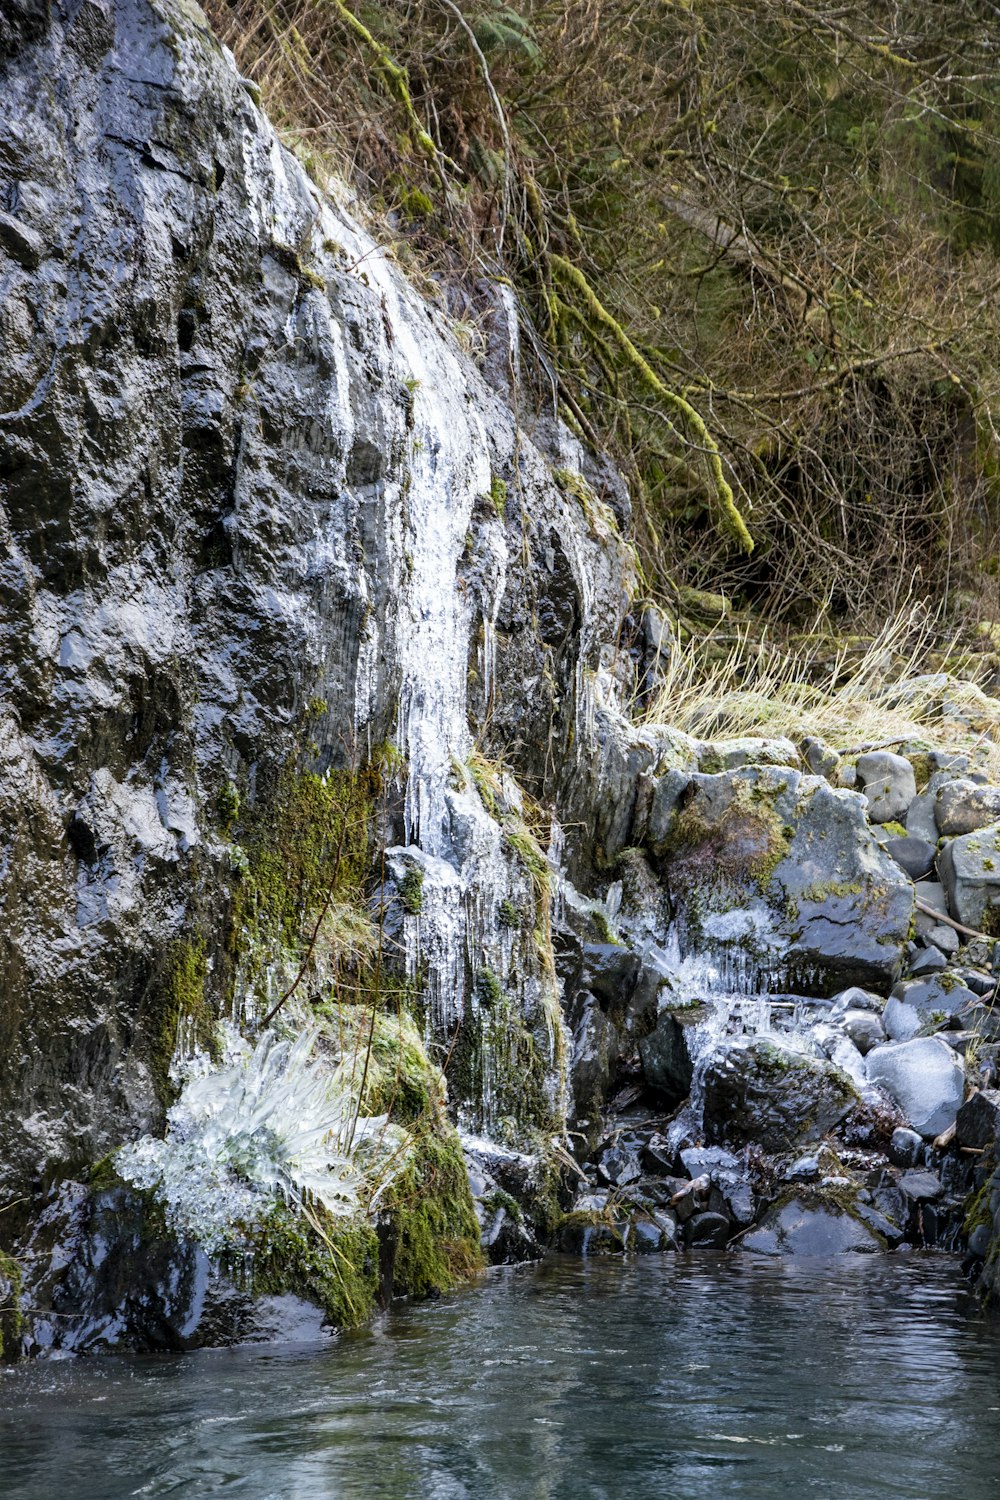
909,947,947,977
701,1037,858,1153
888,1127,924,1168
741,1197,883,1254
683,1212,730,1248
639,1012,694,1104
853,1201,904,1248
884,837,935,881
897,1170,943,1202
956,1090,1000,1151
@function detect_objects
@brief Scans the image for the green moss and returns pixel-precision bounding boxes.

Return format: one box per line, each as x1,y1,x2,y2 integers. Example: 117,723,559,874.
399,866,424,915
226,761,380,1008
481,1187,522,1223
0,1249,22,1362
797,878,867,903
965,1180,993,1237
390,1128,484,1297
664,780,790,897
400,185,434,219
152,937,218,1105
589,909,620,945
498,897,521,928
217,779,240,830
474,967,503,1008
489,476,508,519
252,1207,381,1329
881,820,908,838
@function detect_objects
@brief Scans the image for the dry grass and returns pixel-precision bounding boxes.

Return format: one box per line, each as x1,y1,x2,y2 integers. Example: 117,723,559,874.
643,604,1000,778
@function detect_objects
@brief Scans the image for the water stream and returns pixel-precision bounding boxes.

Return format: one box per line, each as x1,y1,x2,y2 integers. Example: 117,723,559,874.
3,1256,998,1499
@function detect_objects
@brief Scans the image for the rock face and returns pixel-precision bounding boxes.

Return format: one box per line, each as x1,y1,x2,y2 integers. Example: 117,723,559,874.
0,0,636,1211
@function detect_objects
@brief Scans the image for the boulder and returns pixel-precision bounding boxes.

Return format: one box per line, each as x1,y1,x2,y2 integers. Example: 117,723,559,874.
897,1169,943,1202
701,1037,858,1153
907,768,966,842
855,751,917,823
638,1010,695,1104
937,822,1000,931
741,1197,884,1254
683,1211,730,1248
955,1089,1000,1150
935,780,1000,837
695,737,799,772
865,1037,966,1139
887,975,980,1029
658,766,914,993
883,836,936,880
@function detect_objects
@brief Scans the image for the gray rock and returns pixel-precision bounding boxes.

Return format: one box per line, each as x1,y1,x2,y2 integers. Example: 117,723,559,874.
897,1169,943,1202
955,1089,1000,1150
639,1011,694,1104
841,1009,885,1055
888,1127,924,1167
785,1155,820,1181
953,968,997,998
856,751,917,823
888,975,980,1027
696,737,799,771
935,780,1000,837
741,1197,883,1254
702,1037,858,1153
884,836,936,880
907,770,960,843
909,946,947,977
881,997,922,1042
802,737,840,780
938,822,1000,931
913,880,948,938
831,986,884,1014
927,923,961,957
866,1037,967,1139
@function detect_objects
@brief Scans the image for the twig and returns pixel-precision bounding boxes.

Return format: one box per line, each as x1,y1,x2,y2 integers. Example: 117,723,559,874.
914,898,999,946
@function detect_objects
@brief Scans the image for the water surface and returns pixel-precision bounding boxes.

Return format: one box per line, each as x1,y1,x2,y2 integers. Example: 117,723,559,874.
3,1254,999,1499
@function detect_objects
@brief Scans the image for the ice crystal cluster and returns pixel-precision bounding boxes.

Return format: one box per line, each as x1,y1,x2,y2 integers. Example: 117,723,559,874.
117,1025,407,1255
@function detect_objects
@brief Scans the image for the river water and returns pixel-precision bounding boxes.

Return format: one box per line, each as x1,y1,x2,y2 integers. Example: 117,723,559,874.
2,1255,999,1499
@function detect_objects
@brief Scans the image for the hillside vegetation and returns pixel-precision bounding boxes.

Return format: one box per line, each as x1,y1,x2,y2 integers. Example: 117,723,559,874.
206,0,1000,656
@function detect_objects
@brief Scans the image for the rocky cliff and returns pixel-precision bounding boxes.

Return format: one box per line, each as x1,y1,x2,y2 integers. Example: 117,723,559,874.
3,0,1000,1357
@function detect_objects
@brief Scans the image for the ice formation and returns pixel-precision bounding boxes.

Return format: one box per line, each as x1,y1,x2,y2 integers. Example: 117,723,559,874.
117,1025,407,1256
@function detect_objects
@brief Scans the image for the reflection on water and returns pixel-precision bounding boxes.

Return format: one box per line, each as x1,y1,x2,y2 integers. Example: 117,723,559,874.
3,1255,1000,1499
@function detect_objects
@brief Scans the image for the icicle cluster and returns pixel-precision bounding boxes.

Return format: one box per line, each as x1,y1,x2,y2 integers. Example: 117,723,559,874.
117,1025,407,1256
